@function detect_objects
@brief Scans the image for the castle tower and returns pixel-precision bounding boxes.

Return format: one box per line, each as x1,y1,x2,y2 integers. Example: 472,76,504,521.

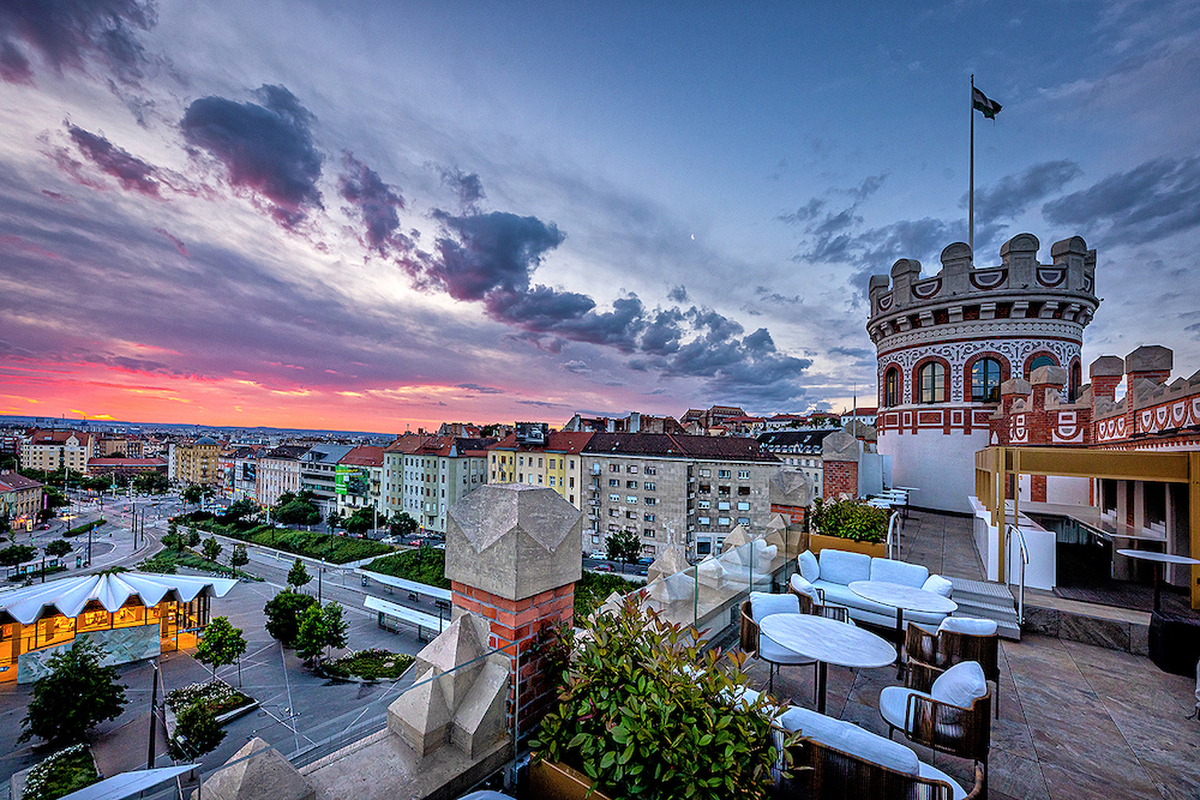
866,233,1099,512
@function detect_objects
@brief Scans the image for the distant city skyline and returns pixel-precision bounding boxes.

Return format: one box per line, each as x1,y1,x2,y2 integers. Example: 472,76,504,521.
2,2,1198,432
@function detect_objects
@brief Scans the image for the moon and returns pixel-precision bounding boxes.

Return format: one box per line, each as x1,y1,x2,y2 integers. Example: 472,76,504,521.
690,234,695,240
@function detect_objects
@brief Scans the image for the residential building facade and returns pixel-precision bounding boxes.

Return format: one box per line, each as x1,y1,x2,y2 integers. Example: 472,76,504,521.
755,430,836,499
0,471,43,530
20,430,95,474
335,445,385,519
300,444,355,517
487,426,591,509
256,444,309,508
399,436,493,534
172,436,222,487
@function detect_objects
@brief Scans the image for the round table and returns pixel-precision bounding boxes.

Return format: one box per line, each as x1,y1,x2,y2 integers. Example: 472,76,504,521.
849,580,958,665
759,613,894,714
1116,549,1200,612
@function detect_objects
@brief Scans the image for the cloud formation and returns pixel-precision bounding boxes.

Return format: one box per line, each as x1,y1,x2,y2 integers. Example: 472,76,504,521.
0,0,157,85
181,85,323,227
67,123,161,196
439,167,485,211
969,160,1082,223
1042,156,1200,244
338,152,406,253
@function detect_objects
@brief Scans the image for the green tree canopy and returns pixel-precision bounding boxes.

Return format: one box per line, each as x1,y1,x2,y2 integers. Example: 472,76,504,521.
45,539,73,559
0,544,37,566
168,703,225,760
605,528,641,566
133,471,169,494
20,639,128,746
343,507,374,535
276,495,321,527
195,616,247,679
263,590,318,648
286,558,311,590
181,484,204,507
223,498,259,522
201,537,223,563
229,543,249,570
389,512,418,536
295,602,349,664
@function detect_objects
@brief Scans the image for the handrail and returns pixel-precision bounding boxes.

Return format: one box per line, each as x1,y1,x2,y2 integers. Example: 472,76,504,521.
1004,524,1029,624
886,511,901,560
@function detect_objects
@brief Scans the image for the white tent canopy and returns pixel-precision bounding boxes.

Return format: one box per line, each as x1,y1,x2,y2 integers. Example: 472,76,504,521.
59,765,198,800
0,572,237,625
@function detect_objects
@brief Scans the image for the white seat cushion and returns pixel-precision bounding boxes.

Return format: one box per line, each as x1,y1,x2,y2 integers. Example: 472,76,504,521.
779,705,847,742
798,550,820,582
750,591,800,622
870,557,928,588
879,685,918,730
939,616,998,636
818,549,872,585
837,724,920,776
922,574,954,598
790,573,821,603
917,761,968,800
759,633,815,665
931,661,988,709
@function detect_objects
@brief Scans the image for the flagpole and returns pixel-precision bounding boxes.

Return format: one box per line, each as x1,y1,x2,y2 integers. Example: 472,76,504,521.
969,74,975,261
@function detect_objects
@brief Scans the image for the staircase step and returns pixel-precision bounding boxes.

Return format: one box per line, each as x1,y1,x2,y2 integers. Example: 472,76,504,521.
943,577,1022,640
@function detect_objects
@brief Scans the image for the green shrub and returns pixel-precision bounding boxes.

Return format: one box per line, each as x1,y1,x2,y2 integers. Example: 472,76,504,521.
21,744,98,800
574,571,642,620
63,519,106,537
363,549,449,589
320,648,415,681
174,514,392,564
532,596,796,800
809,497,889,543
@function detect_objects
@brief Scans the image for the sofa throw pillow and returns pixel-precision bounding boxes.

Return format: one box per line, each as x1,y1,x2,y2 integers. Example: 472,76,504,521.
790,573,821,603
819,549,872,586
930,661,988,709
922,574,954,598
798,550,819,582
750,591,799,623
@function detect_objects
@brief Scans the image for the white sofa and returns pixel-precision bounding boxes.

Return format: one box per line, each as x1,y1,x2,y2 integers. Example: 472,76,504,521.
792,548,953,629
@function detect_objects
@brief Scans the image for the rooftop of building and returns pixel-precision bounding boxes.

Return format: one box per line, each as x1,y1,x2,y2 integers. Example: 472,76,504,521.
583,432,781,462
490,431,594,454
756,429,838,449
338,445,385,467
0,471,42,491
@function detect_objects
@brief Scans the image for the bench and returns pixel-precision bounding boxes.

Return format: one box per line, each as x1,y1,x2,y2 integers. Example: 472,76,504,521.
364,596,449,642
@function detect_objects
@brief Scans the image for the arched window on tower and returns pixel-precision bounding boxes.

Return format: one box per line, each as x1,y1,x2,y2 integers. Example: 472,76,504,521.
918,362,945,404
971,357,1003,403
1069,362,1082,401
1028,354,1056,378
885,367,901,407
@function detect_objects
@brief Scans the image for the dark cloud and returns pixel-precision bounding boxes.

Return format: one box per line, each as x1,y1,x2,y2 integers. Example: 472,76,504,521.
181,85,323,227
439,167,485,210
754,286,801,304
640,308,684,356
67,123,161,196
0,0,157,85
428,210,565,301
338,153,406,253
517,399,566,408
667,285,688,303
455,383,503,394
561,360,591,373
1042,156,1200,244
153,227,187,256
969,160,1081,222
779,197,825,225
828,345,872,359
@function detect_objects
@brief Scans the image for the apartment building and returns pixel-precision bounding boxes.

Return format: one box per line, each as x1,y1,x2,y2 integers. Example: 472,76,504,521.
0,471,43,529
335,445,385,518
172,436,222,486
397,436,493,534
580,433,781,560
256,444,310,508
487,425,592,508
20,430,95,474
300,444,356,517
230,446,261,502
755,430,836,499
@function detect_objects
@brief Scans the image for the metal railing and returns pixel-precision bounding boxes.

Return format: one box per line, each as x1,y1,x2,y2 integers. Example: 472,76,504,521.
1005,524,1029,624
886,511,901,560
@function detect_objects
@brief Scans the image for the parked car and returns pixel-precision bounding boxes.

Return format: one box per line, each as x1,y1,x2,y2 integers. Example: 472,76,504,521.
637,557,654,565
589,550,607,560
594,564,613,572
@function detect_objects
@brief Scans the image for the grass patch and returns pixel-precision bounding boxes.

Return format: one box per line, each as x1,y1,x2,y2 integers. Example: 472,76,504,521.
175,514,391,565
7,564,67,583
574,571,644,620
62,518,106,537
22,744,98,800
363,549,449,589
321,648,415,681
138,549,260,581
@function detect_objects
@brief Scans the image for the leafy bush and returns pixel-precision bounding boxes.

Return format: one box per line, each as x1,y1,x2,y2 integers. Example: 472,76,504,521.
809,497,889,543
533,596,795,800
166,680,251,715
174,513,390,564
63,519,106,537
574,571,642,620
321,648,415,681
21,744,98,800
167,703,225,760
364,549,449,589
20,639,127,746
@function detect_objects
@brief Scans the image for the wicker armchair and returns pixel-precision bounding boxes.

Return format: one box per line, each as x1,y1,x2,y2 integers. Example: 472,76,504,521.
780,738,985,800
739,598,816,696
905,620,1001,718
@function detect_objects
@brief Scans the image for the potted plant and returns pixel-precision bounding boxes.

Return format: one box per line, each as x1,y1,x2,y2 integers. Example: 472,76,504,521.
807,497,889,558
530,595,797,800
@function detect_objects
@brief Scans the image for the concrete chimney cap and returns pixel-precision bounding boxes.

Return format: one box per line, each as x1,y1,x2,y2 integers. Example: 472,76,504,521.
1030,365,1068,386
1000,233,1040,256
1089,355,1124,378
1050,235,1088,257
1125,345,1173,373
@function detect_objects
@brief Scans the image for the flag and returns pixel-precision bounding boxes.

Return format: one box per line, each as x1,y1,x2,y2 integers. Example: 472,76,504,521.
972,86,1002,119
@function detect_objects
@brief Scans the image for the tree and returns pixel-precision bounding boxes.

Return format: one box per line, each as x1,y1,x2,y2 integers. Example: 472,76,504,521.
181,484,203,508
45,539,72,559
229,543,249,571
201,537,223,563
605,528,641,571
343,507,374,535
194,616,247,679
0,544,37,567
20,639,127,746
185,527,201,548
389,512,418,537
276,494,321,527
133,471,169,494
223,498,258,522
286,558,311,590
295,601,349,665
326,510,342,531
263,590,318,647
168,704,225,760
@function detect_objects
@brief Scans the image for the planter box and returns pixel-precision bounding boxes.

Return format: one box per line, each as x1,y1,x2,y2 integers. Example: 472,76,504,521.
529,759,615,800
809,533,886,559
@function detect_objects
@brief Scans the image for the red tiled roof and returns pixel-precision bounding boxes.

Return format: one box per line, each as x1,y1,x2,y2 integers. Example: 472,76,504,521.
339,445,385,467
0,472,42,491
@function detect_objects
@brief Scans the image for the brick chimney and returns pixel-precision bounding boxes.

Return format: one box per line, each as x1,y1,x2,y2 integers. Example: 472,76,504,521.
821,431,861,500
1125,345,1173,387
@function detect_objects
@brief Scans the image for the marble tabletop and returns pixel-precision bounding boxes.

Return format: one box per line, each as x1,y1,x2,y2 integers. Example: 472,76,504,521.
1116,549,1200,566
849,580,959,615
759,613,895,669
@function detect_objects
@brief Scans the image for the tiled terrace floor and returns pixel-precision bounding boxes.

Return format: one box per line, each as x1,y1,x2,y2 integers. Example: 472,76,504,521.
743,510,1200,800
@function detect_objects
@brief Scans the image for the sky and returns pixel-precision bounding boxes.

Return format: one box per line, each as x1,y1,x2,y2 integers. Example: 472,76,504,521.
1,0,1198,433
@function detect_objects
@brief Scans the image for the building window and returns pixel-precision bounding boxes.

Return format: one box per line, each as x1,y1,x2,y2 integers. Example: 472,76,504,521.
718,517,731,527
626,480,638,489
698,500,710,510
1028,354,1057,376
628,465,638,474
1069,362,1082,402
918,362,946,404
644,481,655,491
718,501,731,511
644,497,656,506
609,493,620,502
737,517,750,526
698,516,710,526
626,510,637,519
718,469,731,479
971,357,1003,403
885,366,901,407
698,483,711,494
699,469,711,478
609,478,619,487
610,464,620,472
737,501,750,511
644,512,656,522
644,528,656,538
738,486,750,496
609,509,619,517
626,495,637,504
644,466,656,476
737,470,750,479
